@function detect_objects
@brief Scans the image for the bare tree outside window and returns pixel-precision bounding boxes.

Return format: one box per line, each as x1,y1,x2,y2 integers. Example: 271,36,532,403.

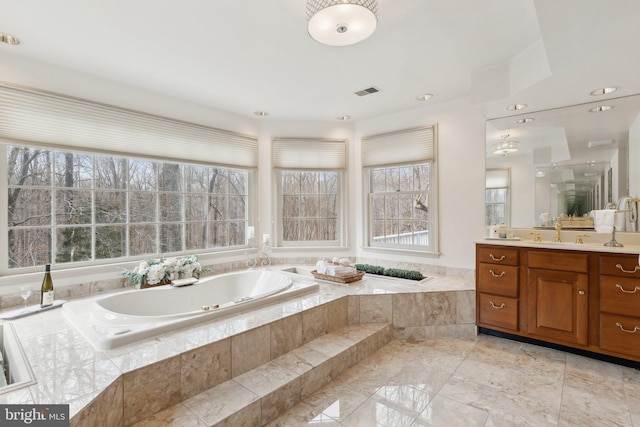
6,145,250,269
281,171,339,242
369,164,431,247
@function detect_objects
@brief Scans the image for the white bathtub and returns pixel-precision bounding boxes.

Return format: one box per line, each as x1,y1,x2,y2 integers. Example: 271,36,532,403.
63,270,318,350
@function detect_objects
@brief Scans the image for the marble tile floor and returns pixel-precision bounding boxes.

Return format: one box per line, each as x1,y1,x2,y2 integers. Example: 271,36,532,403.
267,334,640,427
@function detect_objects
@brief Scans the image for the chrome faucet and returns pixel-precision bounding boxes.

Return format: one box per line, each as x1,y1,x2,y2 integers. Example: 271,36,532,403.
554,220,562,242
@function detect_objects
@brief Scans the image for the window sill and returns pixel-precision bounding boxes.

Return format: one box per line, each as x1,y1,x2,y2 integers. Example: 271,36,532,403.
360,246,441,258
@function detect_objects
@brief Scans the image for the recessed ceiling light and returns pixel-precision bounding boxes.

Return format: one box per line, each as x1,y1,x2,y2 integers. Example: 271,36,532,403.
0,33,20,45
590,87,618,96
337,115,351,121
589,105,613,113
416,94,433,101
254,111,268,116
505,104,527,111
514,117,535,124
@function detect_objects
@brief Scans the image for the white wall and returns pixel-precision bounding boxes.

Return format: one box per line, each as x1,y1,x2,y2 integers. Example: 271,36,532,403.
0,52,488,276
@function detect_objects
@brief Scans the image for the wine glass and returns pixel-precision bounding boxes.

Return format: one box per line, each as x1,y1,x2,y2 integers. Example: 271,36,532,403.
19,285,32,312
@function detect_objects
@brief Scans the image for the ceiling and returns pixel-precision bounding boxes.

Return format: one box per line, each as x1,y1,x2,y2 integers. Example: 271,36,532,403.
0,0,639,122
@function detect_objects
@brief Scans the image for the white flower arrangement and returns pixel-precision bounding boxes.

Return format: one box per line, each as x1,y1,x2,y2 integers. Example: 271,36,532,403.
122,255,207,287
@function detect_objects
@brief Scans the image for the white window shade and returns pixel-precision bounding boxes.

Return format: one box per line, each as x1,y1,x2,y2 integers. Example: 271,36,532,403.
0,84,258,168
486,168,510,188
272,138,347,170
362,126,435,167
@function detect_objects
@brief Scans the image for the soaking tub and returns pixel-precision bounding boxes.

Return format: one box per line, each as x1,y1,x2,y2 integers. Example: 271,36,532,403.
63,270,318,350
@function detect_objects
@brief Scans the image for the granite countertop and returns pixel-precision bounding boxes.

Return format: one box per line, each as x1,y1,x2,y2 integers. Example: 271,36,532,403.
478,238,640,255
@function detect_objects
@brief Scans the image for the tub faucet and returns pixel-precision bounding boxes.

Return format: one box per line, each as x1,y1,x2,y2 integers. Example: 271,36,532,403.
554,220,562,242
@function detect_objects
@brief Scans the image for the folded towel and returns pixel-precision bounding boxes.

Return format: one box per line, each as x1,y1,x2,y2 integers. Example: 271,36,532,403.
594,209,616,233
335,267,358,277
315,260,327,274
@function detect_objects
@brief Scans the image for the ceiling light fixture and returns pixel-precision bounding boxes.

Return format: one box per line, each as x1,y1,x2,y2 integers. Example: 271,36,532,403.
514,118,535,124
493,134,519,156
254,111,269,117
0,33,20,45
505,103,527,111
590,87,618,96
416,94,433,101
307,0,378,46
589,105,613,113
337,115,351,120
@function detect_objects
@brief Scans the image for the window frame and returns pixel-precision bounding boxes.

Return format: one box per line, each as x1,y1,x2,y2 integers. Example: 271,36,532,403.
2,143,256,275
275,169,346,248
364,162,437,254
361,126,438,255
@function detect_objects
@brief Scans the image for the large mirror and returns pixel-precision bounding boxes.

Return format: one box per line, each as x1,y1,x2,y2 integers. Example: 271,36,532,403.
486,94,640,231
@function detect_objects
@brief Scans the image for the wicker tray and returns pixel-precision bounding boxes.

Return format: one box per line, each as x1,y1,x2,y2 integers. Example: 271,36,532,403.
311,270,365,284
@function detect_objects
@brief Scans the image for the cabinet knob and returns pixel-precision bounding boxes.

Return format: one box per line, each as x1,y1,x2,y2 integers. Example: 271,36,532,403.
578,290,585,295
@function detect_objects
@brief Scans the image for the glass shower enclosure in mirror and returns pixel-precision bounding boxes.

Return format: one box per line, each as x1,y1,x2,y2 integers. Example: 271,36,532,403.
485,94,640,231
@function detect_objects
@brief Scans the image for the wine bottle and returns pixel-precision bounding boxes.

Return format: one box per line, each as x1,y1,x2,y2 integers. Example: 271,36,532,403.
40,264,54,307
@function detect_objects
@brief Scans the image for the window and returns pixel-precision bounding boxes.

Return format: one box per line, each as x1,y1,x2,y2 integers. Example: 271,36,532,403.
485,168,510,226
6,145,250,269
280,171,339,242
0,84,258,273
272,138,347,246
368,164,431,247
362,126,437,253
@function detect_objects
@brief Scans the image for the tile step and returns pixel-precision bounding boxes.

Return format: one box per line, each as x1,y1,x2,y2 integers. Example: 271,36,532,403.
131,322,392,427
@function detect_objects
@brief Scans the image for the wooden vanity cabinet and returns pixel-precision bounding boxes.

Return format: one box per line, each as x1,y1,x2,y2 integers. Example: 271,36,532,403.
598,254,640,359
527,251,589,345
477,243,640,364
476,246,520,332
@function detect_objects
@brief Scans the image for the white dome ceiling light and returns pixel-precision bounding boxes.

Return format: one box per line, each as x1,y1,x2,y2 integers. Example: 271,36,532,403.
307,0,378,46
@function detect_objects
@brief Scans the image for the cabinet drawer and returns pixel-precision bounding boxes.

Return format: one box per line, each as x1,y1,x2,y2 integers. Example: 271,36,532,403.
478,263,519,297
600,313,640,359
600,255,640,279
528,251,588,273
478,294,518,331
478,247,519,266
600,275,640,317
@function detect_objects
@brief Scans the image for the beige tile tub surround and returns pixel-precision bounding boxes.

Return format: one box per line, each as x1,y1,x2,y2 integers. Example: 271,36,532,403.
0,267,474,426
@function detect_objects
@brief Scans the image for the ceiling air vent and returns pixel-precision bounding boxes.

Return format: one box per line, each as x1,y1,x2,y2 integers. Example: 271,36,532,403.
355,86,381,97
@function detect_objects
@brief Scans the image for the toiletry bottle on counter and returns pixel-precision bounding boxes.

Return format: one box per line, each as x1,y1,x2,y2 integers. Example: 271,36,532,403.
40,264,54,307
498,223,507,238
489,224,498,238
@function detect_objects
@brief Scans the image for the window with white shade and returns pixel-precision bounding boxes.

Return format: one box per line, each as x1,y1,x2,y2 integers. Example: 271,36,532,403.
273,138,347,246
485,168,510,226
362,126,438,253
0,84,258,273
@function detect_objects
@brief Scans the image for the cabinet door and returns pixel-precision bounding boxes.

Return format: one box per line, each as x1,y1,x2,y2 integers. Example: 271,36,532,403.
527,268,588,345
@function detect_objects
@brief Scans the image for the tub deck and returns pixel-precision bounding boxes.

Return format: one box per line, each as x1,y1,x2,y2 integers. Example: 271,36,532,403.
0,266,475,425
